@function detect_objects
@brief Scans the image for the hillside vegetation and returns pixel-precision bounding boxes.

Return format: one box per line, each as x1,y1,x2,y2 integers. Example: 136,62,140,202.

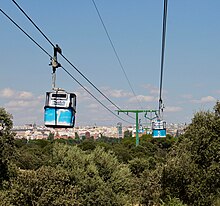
0,103,220,205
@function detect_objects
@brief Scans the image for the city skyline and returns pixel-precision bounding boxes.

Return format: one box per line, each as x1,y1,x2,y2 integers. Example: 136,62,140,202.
1,0,220,126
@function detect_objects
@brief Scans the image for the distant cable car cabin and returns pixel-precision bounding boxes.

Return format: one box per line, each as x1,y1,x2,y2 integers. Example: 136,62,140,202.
44,88,76,128
152,119,166,138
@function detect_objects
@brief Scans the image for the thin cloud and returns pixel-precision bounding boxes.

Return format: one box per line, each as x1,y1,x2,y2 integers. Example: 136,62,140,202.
0,88,33,100
128,95,155,103
2,93,44,126
0,88,15,98
17,91,33,100
142,84,159,95
165,106,183,112
108,89,132,98
99,87,132,98
0,88,44,119
86,103,99,109
75,87,93,102
5,99,42,111
191,96,216,104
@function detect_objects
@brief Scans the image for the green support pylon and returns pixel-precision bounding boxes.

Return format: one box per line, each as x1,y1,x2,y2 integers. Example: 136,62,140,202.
135,112,139,146
117,109,158,146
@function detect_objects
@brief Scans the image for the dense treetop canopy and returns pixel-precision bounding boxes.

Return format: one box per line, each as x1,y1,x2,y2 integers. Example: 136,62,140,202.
0,104,220,205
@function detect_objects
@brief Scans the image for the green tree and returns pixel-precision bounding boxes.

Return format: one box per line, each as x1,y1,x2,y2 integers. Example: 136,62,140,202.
0,108,15,188
129,157,154,178
124,130,132,138
52,143,133,205
74,132,79,140
138,165,163,205
78,138,96,151
14,139,53,170
0,166,79,205
160,103,220,205
161,196,187,206
111,144,133,163
47,132,54,141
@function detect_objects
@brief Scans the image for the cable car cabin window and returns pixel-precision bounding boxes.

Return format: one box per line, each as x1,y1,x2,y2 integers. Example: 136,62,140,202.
47,93,69,108
51,93,67,99
45,92,50,106
70,93,76,112
152,121,166,129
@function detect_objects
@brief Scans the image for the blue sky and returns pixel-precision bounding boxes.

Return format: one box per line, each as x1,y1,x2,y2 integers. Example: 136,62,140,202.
1,0,220,126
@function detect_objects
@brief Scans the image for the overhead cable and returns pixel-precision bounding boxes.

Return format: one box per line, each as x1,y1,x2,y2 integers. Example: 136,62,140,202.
159,0,168,115
61,66,133,124
0,8,51,58
0,8,133,124
11,0,135,120
91,0,143,109
12,0,54,48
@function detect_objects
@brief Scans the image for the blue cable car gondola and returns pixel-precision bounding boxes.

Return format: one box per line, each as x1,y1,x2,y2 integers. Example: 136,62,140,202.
152,119,166,138
44,89,76,128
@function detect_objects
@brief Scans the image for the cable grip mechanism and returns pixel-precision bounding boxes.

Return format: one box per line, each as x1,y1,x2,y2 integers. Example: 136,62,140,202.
49,44,62,90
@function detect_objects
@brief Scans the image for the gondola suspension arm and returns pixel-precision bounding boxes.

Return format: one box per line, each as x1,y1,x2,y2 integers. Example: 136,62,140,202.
50,44,62,90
